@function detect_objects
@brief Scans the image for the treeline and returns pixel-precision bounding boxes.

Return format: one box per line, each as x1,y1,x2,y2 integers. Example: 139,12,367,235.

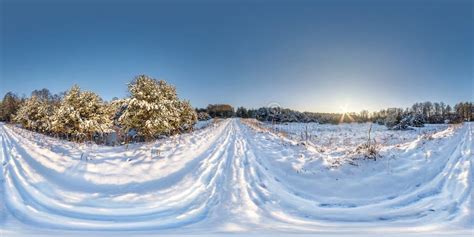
196,104,363,124
197,101,473,129
195,104,235,120
368,102,472,129
0,75,197,144
239,107,362,124
196,105,350,123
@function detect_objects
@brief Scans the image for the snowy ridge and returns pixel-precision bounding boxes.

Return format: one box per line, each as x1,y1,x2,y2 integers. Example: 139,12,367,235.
0,120,472,235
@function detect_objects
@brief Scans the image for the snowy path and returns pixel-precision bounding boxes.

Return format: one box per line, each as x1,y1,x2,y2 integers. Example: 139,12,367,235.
0,120,472,235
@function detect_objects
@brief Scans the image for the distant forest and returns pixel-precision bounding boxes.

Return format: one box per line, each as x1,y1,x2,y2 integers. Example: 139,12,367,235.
197,101,473,129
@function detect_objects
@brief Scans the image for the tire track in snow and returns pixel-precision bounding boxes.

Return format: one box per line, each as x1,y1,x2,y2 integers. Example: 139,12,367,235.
0,120,249,230
0,129,8,223
0,120,472,233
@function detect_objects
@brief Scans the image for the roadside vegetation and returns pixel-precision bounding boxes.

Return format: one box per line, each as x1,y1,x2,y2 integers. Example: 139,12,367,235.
0,75,197,144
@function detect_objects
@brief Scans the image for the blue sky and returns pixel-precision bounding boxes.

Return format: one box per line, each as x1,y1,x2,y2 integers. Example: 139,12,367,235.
1,0,472,113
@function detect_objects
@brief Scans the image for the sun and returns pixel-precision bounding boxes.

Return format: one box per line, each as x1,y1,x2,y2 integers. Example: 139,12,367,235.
339,105,355,123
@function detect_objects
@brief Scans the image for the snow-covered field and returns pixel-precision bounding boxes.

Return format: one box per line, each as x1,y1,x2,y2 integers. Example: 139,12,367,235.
265,122,449,148
0,119,472,236
262,122,453,166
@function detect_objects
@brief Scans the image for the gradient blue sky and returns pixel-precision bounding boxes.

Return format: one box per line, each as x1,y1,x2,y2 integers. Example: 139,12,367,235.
1,0,472,113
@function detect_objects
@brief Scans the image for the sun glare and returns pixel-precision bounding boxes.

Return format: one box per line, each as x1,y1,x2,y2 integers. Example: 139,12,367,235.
339,105,355,123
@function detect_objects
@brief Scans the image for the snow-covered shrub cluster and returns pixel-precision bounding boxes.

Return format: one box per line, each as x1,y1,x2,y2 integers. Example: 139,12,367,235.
8,75,197,143
385,109,426,130
197,111,211,121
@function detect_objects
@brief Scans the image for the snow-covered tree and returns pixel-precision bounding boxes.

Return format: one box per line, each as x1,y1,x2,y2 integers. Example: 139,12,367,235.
396,113,424,129
0,92,21,122
384,108,403,129
118,75,197,139
13,95,56,132
51,85,112,139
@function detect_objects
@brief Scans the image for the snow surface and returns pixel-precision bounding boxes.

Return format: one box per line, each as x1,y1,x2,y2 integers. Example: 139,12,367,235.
0,119,472,236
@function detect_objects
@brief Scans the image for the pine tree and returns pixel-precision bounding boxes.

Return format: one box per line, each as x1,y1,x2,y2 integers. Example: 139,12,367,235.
13,95,55,132
118,75,197,139
51,85,111,140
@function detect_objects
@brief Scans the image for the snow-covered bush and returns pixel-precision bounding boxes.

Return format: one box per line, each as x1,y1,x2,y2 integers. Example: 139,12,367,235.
51,85,112,139
118,75,197,139
386,112,425,130
385,108,406,130
197,111,211,121
354,124,380,160
401,113,425,127
13,95,56,133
